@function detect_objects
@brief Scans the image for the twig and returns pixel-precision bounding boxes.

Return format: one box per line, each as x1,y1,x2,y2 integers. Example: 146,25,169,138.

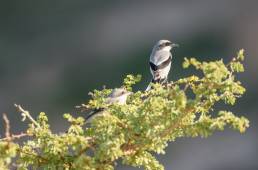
1,113,31,141
14,104,40,127
0,132,30,141
75,137,95,157
183,84,189,91
3,113,11,141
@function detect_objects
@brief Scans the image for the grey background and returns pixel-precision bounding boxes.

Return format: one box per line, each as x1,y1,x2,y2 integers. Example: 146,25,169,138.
0,0,257,169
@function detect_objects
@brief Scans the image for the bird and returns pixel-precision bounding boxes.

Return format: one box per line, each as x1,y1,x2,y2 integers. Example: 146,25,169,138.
146,40,178,91
85,88,132,122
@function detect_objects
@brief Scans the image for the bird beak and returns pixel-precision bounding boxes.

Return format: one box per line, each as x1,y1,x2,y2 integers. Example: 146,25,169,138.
171,43,179,48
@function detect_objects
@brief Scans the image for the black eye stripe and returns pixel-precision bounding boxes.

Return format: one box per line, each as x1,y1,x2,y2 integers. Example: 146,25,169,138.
159,42,171,48
165,42,172,46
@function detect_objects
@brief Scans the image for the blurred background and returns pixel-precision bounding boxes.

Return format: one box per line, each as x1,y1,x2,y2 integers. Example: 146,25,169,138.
0,0,257,169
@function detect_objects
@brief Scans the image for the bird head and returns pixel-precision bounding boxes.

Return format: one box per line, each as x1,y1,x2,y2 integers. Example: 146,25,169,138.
106,88,132,105
154,39,179,51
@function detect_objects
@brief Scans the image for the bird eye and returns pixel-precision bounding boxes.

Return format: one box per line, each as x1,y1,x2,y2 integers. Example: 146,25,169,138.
165,42,172,46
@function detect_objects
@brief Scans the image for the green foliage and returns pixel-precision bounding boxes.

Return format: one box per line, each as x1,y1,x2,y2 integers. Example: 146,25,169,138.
0,142,18,169
0,50,249,170
123,74,142,91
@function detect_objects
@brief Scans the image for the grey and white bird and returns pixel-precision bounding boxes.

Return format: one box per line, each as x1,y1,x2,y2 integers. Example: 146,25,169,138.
86,88,131,121
146,40,178,91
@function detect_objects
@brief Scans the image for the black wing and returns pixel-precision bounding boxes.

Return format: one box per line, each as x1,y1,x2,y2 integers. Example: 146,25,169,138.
149,62,158,71
85,108,104,120
149,56,172,71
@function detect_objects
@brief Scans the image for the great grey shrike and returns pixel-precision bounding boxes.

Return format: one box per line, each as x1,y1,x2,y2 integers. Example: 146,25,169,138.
146,40,178,91
86,88,131,121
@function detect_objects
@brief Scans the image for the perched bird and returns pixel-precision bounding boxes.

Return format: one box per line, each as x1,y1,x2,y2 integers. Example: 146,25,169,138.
86,88,132,121
146,40,178,91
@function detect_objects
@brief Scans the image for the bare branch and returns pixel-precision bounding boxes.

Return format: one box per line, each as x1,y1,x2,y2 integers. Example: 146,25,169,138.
1,113,30,141
0,132,30,141
2,113,11,141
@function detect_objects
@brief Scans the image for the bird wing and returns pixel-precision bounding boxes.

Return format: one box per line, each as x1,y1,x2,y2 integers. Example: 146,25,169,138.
150,50,171,66
106,96,118,104
149,55,172,71
85,108,104,121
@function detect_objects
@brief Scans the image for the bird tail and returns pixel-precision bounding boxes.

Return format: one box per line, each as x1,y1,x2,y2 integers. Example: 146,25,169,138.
85,108,104,122
145,83,152,91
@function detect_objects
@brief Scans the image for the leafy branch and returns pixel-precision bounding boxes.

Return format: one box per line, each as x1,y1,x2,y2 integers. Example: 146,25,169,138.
0,50,249,170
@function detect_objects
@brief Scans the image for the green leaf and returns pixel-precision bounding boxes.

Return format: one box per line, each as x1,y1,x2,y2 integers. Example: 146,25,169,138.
237,49,245,61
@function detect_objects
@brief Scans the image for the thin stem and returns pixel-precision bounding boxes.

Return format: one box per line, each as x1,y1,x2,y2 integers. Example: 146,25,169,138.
0,132,30,141
14,104,40,127
2,113,11,141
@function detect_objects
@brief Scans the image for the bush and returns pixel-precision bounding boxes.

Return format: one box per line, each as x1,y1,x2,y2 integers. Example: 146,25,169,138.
0,50,249,170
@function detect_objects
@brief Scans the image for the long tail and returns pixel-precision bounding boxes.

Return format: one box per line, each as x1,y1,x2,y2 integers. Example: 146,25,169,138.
85,108,104,121
145,82,152,91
